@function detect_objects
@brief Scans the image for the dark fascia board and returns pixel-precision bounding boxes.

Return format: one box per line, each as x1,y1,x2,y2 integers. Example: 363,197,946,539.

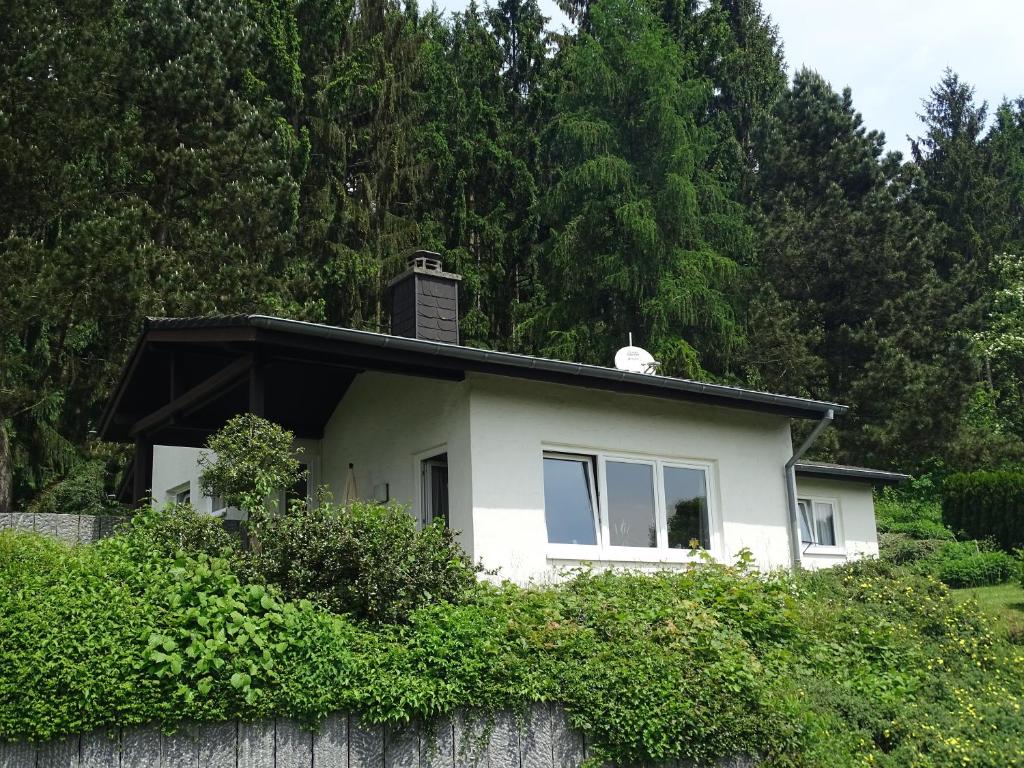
794,461,909,485
104,315,849,421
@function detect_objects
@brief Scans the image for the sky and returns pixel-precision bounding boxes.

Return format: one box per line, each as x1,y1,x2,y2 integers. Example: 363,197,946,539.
429,0,1024,157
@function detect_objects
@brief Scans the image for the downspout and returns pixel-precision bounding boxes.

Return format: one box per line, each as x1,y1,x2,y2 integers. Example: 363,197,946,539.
785,408,834,571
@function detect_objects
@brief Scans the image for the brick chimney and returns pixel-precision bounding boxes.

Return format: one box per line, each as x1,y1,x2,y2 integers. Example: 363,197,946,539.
386,251,462,344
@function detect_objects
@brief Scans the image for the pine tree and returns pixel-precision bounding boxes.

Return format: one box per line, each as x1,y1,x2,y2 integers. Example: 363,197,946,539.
751,69,973,468
526,0,749,378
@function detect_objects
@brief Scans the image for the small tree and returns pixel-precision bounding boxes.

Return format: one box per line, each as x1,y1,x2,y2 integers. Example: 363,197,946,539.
198,414,303,530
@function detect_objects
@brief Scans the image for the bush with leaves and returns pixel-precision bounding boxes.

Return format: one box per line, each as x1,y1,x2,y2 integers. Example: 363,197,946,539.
4,530,1024,766
198,414,303,517
26,460,124,517
249,501,479,624
118,504,241,561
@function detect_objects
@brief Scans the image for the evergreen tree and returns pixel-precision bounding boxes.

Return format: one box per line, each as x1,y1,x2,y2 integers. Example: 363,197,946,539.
751,70,972,468
0,0,306,512
526,0,749,377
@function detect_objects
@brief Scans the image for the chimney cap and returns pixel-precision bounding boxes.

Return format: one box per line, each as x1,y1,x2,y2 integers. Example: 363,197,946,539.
387,249,462,288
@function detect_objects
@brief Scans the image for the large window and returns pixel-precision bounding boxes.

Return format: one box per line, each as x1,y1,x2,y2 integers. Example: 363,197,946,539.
798,497,839,548
543,451,714,557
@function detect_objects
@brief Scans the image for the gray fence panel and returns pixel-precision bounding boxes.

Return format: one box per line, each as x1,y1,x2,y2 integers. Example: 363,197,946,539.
453,712,489,768
519,704,551,768
348,719,383,768
78,516,99,545
275,719,313,768
485,711,518,768
11,512,34,533
81,730,120,768
551,707,583,768
239,721,275,768
53,515,81,545
312,713,347,768
34,513,60,536
37,734,81,768
122,726,162,768
420,718,454,768
383,724,417,768
0,739,38,768
198,721,235,768
164,725,200,768
0,512,11,530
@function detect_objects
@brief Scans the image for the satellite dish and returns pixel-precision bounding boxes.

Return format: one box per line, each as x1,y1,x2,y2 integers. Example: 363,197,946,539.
614,337,660,374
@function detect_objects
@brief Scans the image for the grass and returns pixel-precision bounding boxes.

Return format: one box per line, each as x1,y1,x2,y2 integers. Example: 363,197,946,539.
953,582,1024,642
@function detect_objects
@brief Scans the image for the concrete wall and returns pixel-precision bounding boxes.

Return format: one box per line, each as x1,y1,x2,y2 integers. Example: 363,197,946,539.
320,372,474,556
466,374,796,583
794,477,879,570
0,512,124,545
0,705,757,768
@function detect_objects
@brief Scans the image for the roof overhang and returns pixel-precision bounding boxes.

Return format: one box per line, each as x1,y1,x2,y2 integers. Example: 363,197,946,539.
98,314,850,447
794,461,909,486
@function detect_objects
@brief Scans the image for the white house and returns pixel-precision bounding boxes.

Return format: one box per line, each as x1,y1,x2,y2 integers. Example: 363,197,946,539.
100,253,906,582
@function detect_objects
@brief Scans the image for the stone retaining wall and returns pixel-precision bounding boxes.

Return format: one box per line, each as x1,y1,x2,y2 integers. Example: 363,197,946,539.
0,512,126,546
0,705,757,767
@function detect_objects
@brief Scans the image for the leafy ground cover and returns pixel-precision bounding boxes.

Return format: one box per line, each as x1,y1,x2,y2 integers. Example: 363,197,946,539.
2,520,1024,767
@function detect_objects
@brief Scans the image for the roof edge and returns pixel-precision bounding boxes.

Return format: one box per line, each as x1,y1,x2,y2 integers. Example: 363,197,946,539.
795,461,909,485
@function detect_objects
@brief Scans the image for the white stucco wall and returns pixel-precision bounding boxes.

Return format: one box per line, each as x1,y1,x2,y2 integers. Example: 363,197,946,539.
320,371,474,554
794,476,879,570
152,445,211,511
150,372,881,584
466,374,797,582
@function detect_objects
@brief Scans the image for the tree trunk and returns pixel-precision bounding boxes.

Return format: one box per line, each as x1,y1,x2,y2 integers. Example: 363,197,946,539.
0,420,12,516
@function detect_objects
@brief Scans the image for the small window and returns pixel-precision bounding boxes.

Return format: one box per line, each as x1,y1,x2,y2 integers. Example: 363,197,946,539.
169,483,191,505
605,460,657,548
543,455,598,545
663,465,710,549
798,498,838,547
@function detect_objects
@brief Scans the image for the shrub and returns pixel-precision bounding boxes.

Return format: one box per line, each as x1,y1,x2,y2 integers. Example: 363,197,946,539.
118,504,241,561
942,470,1024,551
874,485,953,540
247,501,479,623
932,548,1018,588
4,532,1024,766
27,460,123,517
198,414,303,516
879,535,1016,588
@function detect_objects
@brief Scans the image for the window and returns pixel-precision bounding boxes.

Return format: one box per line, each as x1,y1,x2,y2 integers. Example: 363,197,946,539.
663,465,710,549
798,497,839,548
542,455,598,545
421,454,450,527
605,460,657,548
543,451,713,557
168,483,191,505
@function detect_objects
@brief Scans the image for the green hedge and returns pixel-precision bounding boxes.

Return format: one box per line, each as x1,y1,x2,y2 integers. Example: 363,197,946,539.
4,530,1024,766
942,471,1024,551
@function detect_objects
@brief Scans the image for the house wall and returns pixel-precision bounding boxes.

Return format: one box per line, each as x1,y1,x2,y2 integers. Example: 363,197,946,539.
152,445,210,510
466,374,797,582
320,371,475,555
793,476,879,570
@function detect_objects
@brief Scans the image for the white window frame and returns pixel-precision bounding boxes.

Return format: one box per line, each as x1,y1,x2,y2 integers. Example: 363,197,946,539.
797,495,845,555
542,453,601,552
543,447,720,563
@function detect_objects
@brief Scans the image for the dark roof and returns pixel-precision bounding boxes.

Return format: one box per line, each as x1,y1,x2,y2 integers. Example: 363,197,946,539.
98,314,850,446
794,461,909,485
